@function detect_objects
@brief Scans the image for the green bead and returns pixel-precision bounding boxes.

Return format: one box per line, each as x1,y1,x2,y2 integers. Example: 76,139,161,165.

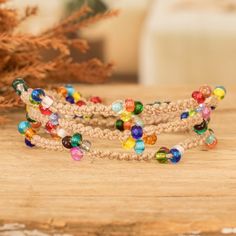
155,147,169,164
71,133,83,147
133,101,144,115
115,119,124,131
12,78,28,95
193,120,208,135
26,113,36,123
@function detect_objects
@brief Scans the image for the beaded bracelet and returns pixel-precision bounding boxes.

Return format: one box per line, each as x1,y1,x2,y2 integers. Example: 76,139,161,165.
12,78,226,164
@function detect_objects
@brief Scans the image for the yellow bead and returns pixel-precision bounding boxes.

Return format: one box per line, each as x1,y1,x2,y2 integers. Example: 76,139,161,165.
213,87,225,100
122,137,136,150
189,110,196,117
73,92,81,102
120,111,132,122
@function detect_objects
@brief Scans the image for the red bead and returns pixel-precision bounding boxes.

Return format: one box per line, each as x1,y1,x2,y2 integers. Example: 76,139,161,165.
45,121,57,133
39,105,52,115
76,100,86,107
90,96,102,104
192,91,205,104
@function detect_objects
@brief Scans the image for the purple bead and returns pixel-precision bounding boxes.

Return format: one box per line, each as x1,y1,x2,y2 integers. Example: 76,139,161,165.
131,125,143,140
25,138,35,147
49,113,59,125
70,147,84,161
66,96,75,104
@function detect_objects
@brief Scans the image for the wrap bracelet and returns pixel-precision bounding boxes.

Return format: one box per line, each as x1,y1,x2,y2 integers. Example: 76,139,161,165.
12,78,226,164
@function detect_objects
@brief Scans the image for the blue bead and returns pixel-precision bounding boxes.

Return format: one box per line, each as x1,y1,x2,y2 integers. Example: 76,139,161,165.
65,85,75,96
181,112,189,120
66,96,75,104
131,125,143,140
18,121,30,134
134,140,145,155
25,138,35,147
31,88,45,102
170,148,182,164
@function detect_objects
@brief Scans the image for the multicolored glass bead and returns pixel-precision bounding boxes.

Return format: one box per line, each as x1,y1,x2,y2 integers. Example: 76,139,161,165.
199,85,212,98
181,112,189,120
65,85,75,96
62,136,73,149
155,147,169,164
18,121,30,134
25,138,35,147
90,96,102,104
134,140,145,154
70,147,84,161
125,99,135,112
122,137,136,150
66,96,75,104
25,128,36,140
31,88,45,102
192,91,205,104
169,148,182,164
12,78,28,95
194,120,208,135
133,101,144,115
205,133,218,149
213,86,226,100
143,133,157,145
115,119,124,131
71,133,83,147
39,105,52,116
131,125,143,140
112,100,124,113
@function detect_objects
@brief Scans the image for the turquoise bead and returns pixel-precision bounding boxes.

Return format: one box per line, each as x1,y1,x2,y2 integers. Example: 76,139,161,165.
65,85,75,96
71,133,83,147
134,140,145,155
18,121,30,134
112,101,123,113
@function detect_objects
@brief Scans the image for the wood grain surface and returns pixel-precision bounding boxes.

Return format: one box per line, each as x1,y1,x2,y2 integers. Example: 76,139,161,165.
0,84,235,236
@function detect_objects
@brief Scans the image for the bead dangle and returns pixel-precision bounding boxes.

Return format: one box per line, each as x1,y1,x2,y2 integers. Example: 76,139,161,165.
13,78,226,164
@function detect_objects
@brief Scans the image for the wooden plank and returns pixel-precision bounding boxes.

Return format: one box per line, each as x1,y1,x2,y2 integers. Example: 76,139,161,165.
0,84,235,236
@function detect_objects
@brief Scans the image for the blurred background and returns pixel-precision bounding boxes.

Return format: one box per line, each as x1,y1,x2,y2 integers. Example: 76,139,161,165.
11,0,236,85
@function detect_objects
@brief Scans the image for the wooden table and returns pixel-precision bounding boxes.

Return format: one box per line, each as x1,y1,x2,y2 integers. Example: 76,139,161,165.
0,84,235,236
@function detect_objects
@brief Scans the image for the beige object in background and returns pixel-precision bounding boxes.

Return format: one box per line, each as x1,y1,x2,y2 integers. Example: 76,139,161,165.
140,0,236,85
82,0,152,75
12,0,65,35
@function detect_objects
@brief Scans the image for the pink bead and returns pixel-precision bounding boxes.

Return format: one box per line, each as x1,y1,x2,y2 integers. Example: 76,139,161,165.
70,147,84,161
202,106,211,120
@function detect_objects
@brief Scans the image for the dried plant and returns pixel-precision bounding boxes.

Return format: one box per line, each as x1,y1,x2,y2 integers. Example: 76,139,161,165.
0,0,118,120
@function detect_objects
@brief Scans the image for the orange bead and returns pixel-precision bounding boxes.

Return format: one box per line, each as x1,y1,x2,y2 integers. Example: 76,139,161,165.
57,87,67,97
143,133,157,145
25,128,36,140
31,122,41,130
124,121,132,130
125,99,135,112
199,85,212,98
